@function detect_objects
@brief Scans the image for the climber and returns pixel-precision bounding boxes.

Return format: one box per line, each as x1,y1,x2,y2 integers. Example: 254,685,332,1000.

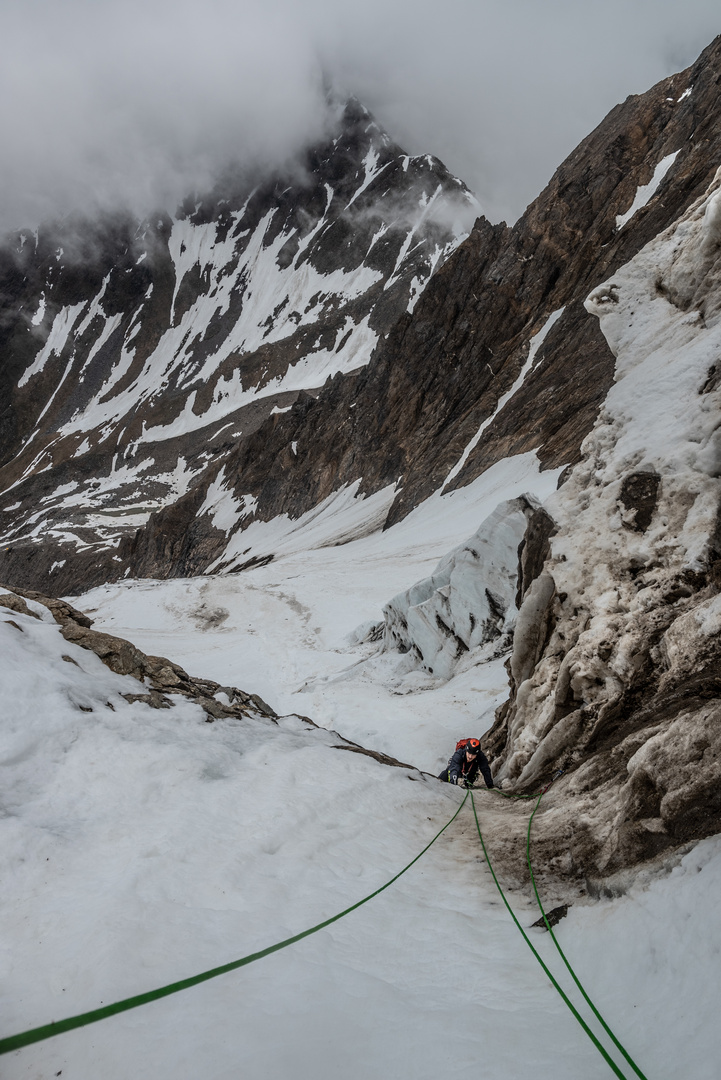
438,738,494,789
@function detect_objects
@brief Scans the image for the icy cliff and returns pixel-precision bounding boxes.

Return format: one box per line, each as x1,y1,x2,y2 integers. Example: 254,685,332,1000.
483,164,721,884
382,496,552,681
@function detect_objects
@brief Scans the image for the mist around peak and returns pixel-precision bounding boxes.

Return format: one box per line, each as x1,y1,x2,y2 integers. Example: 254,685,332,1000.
2,0,720,233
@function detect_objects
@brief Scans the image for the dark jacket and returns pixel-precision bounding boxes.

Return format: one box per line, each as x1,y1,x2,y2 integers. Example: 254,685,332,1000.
446,745,493,788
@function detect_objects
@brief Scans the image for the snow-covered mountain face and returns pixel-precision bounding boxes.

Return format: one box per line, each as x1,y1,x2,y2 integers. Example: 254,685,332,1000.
6,41,721,597
48,34,719,594
7,46,721,1077
0,99,477,585
5,37,721,889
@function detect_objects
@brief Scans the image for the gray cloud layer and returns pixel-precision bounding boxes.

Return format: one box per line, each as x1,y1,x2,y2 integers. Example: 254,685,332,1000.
1,0,719,232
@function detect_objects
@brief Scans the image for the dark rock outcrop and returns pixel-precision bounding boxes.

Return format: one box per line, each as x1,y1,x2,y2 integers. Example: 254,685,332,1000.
2,585,429,777
619,471,661,532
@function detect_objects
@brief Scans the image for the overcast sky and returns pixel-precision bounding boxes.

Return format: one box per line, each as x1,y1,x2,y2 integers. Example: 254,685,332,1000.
1,0,719,233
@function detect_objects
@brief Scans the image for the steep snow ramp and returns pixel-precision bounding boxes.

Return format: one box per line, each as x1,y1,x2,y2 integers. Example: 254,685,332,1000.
2,583,720,1078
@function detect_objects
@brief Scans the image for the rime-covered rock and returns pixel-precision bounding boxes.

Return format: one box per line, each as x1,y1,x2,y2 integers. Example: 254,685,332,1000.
483,163,721,886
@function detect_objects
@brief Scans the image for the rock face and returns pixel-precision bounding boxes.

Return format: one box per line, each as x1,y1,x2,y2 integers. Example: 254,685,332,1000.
0,99,477,592
482,162,721,889
75,34,721,588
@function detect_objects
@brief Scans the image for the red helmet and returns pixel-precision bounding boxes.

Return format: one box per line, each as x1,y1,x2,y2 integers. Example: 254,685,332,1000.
466,739,480,754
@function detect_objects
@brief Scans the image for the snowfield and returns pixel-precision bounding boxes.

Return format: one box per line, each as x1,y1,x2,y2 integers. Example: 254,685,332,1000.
75,451,564,767
2,448,720,1079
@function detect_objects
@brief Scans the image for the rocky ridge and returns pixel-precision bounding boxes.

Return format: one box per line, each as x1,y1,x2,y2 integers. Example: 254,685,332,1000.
1,584,418,773
1,585,277,722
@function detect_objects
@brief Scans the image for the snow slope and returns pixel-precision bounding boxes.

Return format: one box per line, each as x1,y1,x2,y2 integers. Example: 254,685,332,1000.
2,513,720,1079
76,451,563,767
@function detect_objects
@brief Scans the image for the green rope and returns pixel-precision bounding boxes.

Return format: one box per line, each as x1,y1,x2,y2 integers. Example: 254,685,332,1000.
469,791,631,1080
0,792,469,1056
524,793,649,1080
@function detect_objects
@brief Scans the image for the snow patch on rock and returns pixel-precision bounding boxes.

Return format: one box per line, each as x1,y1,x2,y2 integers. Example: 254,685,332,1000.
615,151,680,231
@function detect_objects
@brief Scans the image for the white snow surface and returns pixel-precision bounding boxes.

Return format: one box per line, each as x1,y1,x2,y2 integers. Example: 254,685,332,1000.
197,467,243,534
615,151,680,230
18,302,86,388
3,457,720,1077
2,438,720,1077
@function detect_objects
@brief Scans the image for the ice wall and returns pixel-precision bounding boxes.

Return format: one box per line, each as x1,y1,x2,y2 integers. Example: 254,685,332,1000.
382,496,541,681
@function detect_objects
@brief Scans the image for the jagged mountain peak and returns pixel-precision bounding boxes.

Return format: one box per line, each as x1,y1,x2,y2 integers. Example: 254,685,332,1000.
0,100,479,581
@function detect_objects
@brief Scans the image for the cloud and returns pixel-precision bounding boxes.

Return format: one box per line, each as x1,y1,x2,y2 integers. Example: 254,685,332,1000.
1,0,719,233
319,0,720,222
1,0,329,231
